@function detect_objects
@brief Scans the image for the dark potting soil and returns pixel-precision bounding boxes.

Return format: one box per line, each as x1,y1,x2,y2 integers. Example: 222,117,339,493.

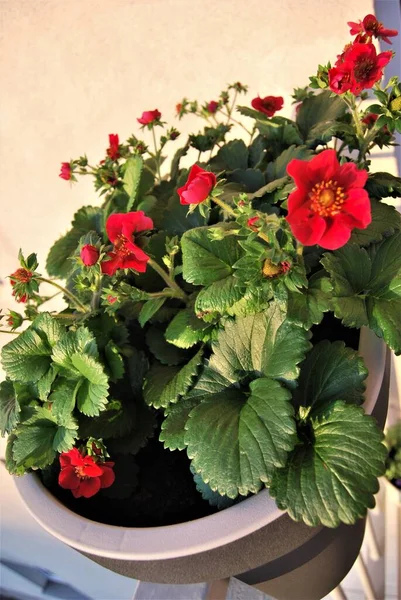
42,313,360,527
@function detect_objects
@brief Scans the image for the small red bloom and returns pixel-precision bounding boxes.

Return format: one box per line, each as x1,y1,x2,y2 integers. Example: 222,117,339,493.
329,43,392,95
247,216,260,230
107,134,120,160
286,149,371,250
281,261,291,274
107,294,118,304
58,447,115,499
251,96,284,117
176,103,182,114
80,244,99,266
101,211,153,276
137,110,161,126
348,14,398,45
10,268,32,284
207,100,219,114
177,165,216,205
59,162,72,181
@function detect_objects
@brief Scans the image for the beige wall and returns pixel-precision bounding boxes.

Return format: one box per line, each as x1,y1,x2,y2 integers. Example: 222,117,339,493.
0,0,374,323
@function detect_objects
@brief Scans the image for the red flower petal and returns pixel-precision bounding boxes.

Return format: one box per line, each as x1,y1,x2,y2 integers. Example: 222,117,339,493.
100,466,115,489
306,149,339,183
177,165,216,205
318,217,353,250
65,447,85,467
58,466,80,490
101,252,121,276
336,161,368,190
119,254,149,273
82,458,104,477
121,211,153,238
106,214,126,243
123,240,150,263
342,189,372,228
286,208,327,246
77,477,101,498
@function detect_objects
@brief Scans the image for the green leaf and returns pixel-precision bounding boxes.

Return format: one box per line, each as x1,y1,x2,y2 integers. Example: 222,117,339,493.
270,401,386,527
5,434,26,475
1,328,52,383
0,380,20,435
265,145,313,181
104,341,125,382
165,309,212,349
296,341,368,417
287,272,333,330
123,156,144,212
13,408,57,469
192,469,236,509
145,325,189,365
228,169,265,193
46,206,102,278
321,245,371,328
138,297,166,327
53,419,78,453
201,303,310,385
195,275,245,315
35,365,59,401
350,198,401,246
107,399,156,455
144,348,203,409
73,355,109,416
52,327,98,373
160,397,201,450
212,139,248,171
31,313,65,347
185,378,297,498
247,176,291,200
365,172,401,200
79,396,135,440
49,379,79,426
182,227,244,286
296,91,346,147
322,234,401,353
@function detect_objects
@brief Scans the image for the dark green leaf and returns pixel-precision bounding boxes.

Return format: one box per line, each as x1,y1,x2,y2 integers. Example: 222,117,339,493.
123,156,144,212
160,396,201,450
296,92,346,147
143,348,203,409
0,380,20,435
270,402,386,527
192,469,236,509
145,325,189,365
350,198,401,245
138,298,166,327
265,145,313,181
212,139,248,171
185,378,297,498
287,272,332,330
165,309,212,349
13,408,57,469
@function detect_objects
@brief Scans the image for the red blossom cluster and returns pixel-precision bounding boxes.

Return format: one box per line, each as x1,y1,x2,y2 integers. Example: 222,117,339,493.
328,14,396,95
9,268,33,303
58,447,115,499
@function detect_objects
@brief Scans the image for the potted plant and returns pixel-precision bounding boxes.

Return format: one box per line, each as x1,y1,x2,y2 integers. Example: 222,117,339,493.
1,12,401,600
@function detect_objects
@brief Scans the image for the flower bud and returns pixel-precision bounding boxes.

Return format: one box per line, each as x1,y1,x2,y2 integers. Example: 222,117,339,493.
80,244,99,266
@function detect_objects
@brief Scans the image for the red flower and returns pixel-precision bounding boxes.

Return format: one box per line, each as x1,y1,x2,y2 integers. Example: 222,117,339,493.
362,113,379,127
10,268,33,284
101,211,153,276
80,244,99,266
59,162,72,181
251,96,284,117
348,14,398,45
107,134,120,160
286,149,371,250
177,165,216,205
207,101,219,114
247,216,260,230
58,448,115,499
107,294,118,304
137,110,161,126
330,43,392,95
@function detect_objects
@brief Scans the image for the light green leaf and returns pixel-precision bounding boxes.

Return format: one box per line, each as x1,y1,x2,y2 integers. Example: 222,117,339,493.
123,156,144,212
31,313,65,347
1,328,52,383
35,365,59,401
49,379,79,426
185,378,297,498
296,341,368,417
53,419,79,453
73,355,109,416
195,275,245,315
138,298,166,327
270,401,386,527
143,348,203,409
52,327,98,374
182,227,244,286
13,409,57,469
0,380,20,435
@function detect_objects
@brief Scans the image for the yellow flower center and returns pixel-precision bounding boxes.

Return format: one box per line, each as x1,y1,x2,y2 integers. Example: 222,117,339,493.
309,180,346,217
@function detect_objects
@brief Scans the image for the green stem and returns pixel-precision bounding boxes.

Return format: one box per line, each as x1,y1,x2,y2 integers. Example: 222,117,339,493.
249,124,256,144
151,127,162,182
220,111,251,135
0,329,19,335
226,90,238,125
147,259,188,302
211,196,271,245
346,96,364,139
36,277,87,312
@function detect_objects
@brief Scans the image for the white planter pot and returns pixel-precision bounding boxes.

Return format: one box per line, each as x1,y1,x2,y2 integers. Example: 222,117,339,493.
14,328,390,600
